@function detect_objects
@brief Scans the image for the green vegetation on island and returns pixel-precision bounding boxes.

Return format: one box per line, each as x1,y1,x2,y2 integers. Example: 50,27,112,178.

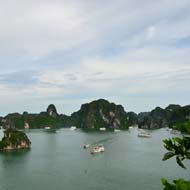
0,128,31,150
67,99,130,129
0,100,190,133
0,99,134,130
139,104,190,133
1,105,67,129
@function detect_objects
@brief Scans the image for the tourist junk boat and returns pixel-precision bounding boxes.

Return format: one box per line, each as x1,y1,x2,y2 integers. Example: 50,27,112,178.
44,126,56,133
90,144,105,154
166,127,172,131
114,129,121,132
70,126,77,131
83,144,90,149
99,128,106,131
170,129,181,135
138,130,151,138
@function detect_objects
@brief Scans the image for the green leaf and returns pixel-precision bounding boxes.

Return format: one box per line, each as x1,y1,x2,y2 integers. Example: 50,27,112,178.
173,179,190,190
161,178,175,190
176,156,186,169
163,139,174,151
173,137,182,145
162,152,175,161
186,153,190,159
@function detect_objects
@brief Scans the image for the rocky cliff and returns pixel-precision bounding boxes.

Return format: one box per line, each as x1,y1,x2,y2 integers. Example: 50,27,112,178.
1,101,190,132
2,105,66,129
139,104,190,132
47,104,58,118
0,128,31,150
66,99,131,129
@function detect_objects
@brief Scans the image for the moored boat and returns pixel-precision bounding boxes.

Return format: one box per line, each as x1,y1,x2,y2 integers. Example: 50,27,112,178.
44,126,50,130
70,126,77,130
83,144,90,149
166,127,172,131
170,129,181,135
99,128,106,131
138,130,151,138
91,144,105,154
114,129,121,132
44,127,56,133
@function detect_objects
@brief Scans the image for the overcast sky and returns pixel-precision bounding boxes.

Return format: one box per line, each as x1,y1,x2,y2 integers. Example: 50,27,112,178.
0,0,190,116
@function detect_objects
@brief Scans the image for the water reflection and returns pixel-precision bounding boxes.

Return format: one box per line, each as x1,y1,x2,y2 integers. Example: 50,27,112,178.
0,149,31,166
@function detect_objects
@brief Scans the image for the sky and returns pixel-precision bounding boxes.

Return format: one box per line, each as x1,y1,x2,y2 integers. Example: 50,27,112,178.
0,0,190,116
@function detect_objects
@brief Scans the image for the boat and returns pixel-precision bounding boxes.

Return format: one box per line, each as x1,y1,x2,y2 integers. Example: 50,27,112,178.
91,144,105,154
70,126,77,130
129,126,133,129
170,129,181,135
44,126,50,130
83,144,90,149
114,129,121,132
166,127,172,131
138,130,151,138
44,127,57,133
99,128,106,131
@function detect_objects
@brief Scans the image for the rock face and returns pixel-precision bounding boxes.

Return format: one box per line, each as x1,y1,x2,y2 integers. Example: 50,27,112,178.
24,122,30,129
139,104,190,131
0,128,31,150
68,99,130,129
47,104,58,118
2,105,65,129
1,101,189,132
126,112,138,126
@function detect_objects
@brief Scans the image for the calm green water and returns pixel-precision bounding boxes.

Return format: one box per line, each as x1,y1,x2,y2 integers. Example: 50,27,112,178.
0,128,189,190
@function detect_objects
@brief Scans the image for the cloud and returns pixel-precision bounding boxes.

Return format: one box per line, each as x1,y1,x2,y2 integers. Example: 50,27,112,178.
0,0,190,115
0,70,39,86
0,0,189,62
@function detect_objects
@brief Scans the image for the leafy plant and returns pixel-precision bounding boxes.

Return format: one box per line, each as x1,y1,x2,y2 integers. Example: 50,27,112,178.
162,178,190,190
173,122,190,134
161,136,190,190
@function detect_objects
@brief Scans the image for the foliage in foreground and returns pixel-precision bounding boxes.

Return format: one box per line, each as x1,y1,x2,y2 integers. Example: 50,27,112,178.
161,136,190,190
173,122,190,134
162,178,190,190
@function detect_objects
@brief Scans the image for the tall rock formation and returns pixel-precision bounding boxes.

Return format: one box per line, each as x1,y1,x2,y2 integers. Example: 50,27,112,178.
68,99,130,129
47,104,58,118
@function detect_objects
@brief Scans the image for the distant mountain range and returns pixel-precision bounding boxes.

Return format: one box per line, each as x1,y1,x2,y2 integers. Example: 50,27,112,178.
0,99,190,133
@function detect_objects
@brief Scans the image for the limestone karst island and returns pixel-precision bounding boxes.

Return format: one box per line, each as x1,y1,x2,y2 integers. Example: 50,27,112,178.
0,99,190,152
1,99,190,134
0,128,31,150
1,1,190,189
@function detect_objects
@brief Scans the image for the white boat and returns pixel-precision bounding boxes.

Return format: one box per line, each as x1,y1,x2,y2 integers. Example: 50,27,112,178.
91,144,105,154
114,129,121,132
70,126,77,130
166,127,172,131
83,144,90,149
44,126,56,133
99,128,106,131
129,126,133,129
138,130,151,138
170,129,181,135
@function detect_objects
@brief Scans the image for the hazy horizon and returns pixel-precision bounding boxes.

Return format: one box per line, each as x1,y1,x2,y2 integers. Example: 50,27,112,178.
0,0,190,116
